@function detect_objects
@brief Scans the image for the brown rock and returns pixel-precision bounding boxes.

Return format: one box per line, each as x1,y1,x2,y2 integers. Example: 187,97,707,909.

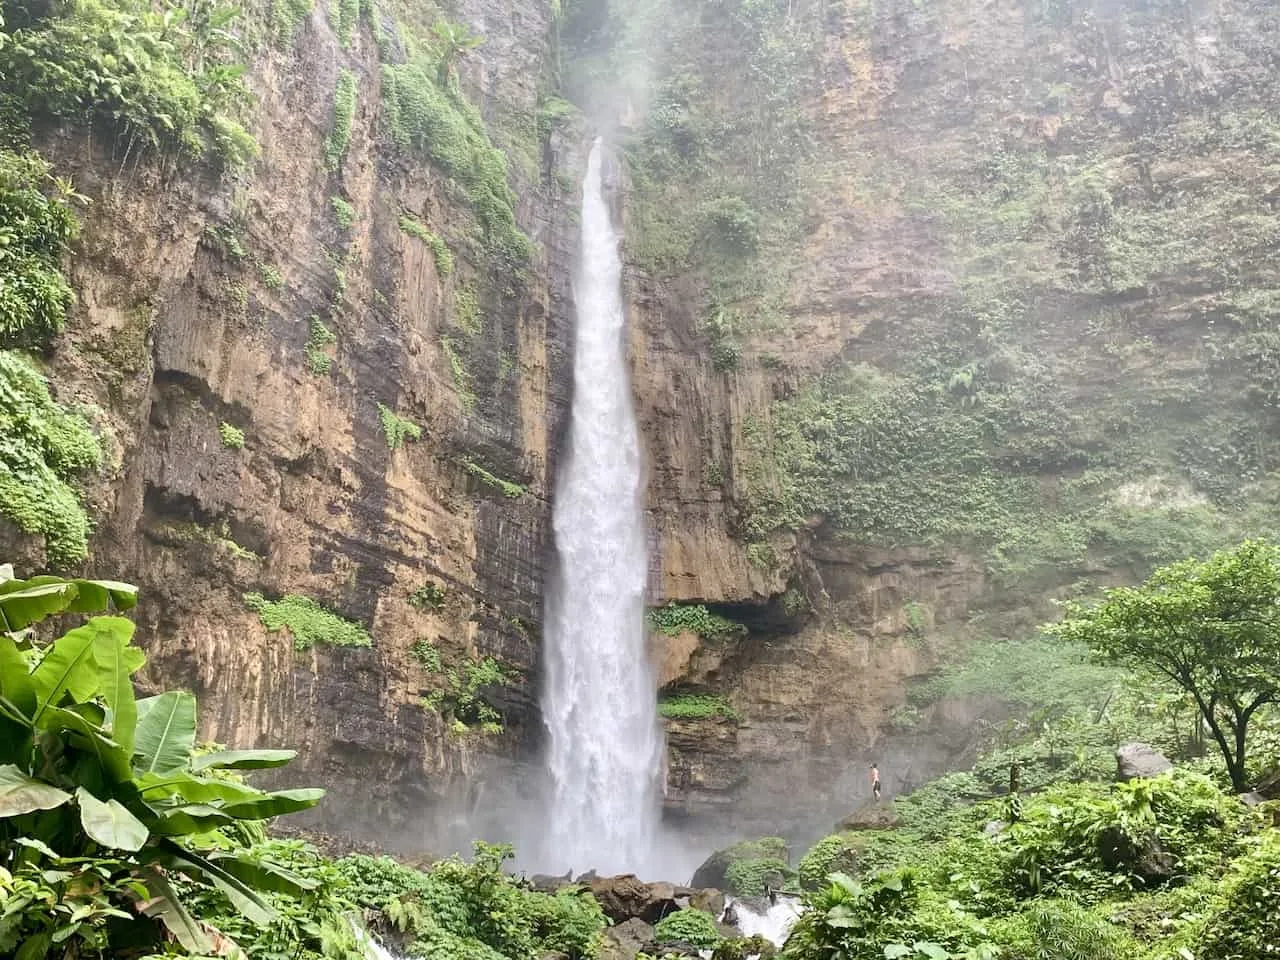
589,874,680,924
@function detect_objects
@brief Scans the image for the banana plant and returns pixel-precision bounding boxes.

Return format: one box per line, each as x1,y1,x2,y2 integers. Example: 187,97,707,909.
0,567,324,955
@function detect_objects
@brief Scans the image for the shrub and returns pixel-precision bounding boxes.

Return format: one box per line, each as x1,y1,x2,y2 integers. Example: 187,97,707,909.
0,350,100,565
409,581,447,611
1194,831,1280,959
701,195,759,256
219,421,245,448
410,638,443,671
1,0,256,167
377,402,422,449
0,152,78,348
648,602,746,640
464,460,525,497
658,694,738,720
305,315,336,374
324,69,358,171
330,195,355,228
258,262,284,289
654,908,721,947
798,834,863,891
243,592,372,650
334,0,358,46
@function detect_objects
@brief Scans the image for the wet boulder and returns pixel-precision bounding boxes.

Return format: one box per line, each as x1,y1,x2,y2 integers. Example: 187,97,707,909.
589,874,681,924
600,918,654,960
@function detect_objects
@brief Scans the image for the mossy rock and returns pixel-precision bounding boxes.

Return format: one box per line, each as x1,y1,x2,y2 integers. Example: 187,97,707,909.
797,833,865,891
691,837,790,892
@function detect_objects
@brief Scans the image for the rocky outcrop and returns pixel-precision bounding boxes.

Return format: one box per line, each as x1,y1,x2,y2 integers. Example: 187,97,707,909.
588,875,680,924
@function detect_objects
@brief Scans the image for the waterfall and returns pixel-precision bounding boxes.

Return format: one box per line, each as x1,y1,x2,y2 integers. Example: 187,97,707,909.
539,138,663,875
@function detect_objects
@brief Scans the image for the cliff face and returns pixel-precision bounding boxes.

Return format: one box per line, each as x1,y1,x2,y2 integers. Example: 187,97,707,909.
4,0,585,847
607,0,1280,835
6,0,1280,852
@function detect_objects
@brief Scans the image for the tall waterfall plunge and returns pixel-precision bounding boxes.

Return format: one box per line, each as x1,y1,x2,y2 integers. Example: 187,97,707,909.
540,139,664,875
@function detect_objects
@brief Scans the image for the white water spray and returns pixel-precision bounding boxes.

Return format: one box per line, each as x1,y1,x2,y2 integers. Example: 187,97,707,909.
539,138,663,875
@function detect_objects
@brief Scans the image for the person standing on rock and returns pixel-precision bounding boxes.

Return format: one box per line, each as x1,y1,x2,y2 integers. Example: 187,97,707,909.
871,763,882,800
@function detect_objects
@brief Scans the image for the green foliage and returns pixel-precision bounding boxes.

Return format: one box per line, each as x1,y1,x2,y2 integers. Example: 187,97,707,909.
218,420,244,449
0,152,78,348
334,0,358,47
0,351,100,565
1051,539,1280,791
243,592,372,650
269,0,314,45
798,834,863,891
702,195,759,257
654,908,721,947
726,856,793,897
1194,831,1280,960
305,315,336,375
454,283,481,334
408,581,447,611
441,336,476,410
340,842,606,959
410,638,443,671
536,95,579,139
325,69,358,172
330,195,355,229
399,215,454,275
257,261,284,290
381,55,530,265
648,602,746,641
658,693,738,721
464,460,524,498
377,402,422,449
0,570,323,957
0,0,256,167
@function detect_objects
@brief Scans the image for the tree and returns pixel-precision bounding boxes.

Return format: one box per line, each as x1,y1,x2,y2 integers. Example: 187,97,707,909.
1050,539,1280,793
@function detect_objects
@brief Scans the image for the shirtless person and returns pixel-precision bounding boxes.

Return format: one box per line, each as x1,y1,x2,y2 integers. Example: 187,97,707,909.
871,763,882,800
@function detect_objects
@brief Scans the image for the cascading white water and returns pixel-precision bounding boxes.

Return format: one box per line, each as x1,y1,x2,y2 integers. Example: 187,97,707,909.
540,138,663,875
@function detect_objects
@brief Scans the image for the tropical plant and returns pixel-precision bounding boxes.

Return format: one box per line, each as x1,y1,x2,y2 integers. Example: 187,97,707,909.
0,151,79,348
1050,539,1280,791
0,568,324,955
429,20,485,89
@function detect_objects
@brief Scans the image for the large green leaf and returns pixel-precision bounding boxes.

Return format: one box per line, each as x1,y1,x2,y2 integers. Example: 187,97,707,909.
76,786,148,851
138,866,212,953
160,842,277,925
90,619,144,754
190,748,297,771
133,691,196,775
134,771,263,805
209,852,319,895
0,576,138,632
0,633,35,716
220,787,325,820
147,802,236,836
42,706,134,785
28,619,102,722
0,764,71,817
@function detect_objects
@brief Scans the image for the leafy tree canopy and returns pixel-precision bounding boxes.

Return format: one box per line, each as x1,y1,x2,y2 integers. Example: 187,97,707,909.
1050,538,1280,792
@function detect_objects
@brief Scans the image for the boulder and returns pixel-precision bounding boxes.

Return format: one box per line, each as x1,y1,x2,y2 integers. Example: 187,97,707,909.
1256,766,1280,799
589,874,681,924
530,871,572,893
691,838,790,890
600,918,654,960
1116,743,1173,781
689,887,726,916
1098,826,1176,885
982,820,1008,837
834,803,900,832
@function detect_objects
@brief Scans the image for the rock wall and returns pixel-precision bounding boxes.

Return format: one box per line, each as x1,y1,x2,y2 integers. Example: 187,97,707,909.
8,0,587,849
